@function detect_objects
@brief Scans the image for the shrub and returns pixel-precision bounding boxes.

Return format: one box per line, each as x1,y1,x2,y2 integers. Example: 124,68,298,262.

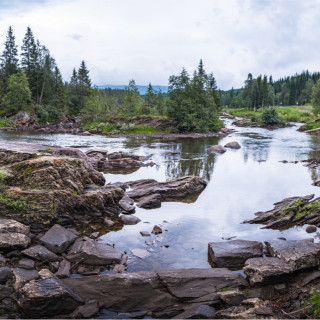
261,108,280,124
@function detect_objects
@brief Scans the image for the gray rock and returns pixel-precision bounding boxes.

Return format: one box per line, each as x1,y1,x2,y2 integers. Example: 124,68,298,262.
137,194,162,209
12,268,39,291
0,285,13,300
152,225,162,235
16,259,35,270
55,259,71,279
66,237,122,265
40,224,78,254
209,145,227,154
62,268,247,313
0,254,6,267
22,244,60,262
0,232,31,250
119,195,135,213
174,304,216,319
266,239,320,271
18,276,84,318
113,264,125,273
217,288,245,305
306,225,317,233
72,301,99,318
208,240,263,268
0,219,30,235
243,257,293,285
140,231,151,237
104,218,115,227
224,141,241,149
0,267,13,283
120,215,141,225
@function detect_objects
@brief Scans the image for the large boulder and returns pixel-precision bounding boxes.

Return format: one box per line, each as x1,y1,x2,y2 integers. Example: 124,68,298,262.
126,176,207,204
0,219,30,235
22,245,60,262
224,141,241,149
120,214,141,225
18,275,83,318
12,268,39,291
66,237,122,265
0,232,31,251
243,257,293,285
63,268,247,313
208,240,263,268
265,239,320,271
40,224,78,254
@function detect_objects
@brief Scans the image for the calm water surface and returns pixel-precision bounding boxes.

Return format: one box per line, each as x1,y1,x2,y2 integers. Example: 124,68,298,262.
2,120,320,271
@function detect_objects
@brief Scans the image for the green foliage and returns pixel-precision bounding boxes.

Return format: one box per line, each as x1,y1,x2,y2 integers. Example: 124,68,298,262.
2,69,31,112
0,118,14,127
167,60,222,132
34,104,63,123
312,79,320,115
310,288,320,318
122,80,143,116
261,108,280,124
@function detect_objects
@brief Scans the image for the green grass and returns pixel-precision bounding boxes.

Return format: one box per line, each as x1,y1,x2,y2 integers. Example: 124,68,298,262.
0,118,14,127
83,122,161,134
223,106,316,124
299,120,320,131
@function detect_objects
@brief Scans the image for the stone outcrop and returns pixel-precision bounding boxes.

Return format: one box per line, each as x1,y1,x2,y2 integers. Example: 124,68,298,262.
125,176,207,208
208,145,227,154
208,240,263,268
244,194,320,229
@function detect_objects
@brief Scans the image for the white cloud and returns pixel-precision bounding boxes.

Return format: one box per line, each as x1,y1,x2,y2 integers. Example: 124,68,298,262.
0,0,319,89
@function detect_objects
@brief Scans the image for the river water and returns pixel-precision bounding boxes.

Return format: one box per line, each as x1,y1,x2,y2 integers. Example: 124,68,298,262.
1,119,320,272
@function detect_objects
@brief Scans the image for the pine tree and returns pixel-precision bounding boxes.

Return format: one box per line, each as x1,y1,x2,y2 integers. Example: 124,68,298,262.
1,26,18,80
143,82,155,114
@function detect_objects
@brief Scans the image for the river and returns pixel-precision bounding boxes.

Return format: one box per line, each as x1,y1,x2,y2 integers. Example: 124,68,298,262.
1,119,320,272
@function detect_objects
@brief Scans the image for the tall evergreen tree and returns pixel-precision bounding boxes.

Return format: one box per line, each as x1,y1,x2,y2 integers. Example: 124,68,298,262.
1,26,18,80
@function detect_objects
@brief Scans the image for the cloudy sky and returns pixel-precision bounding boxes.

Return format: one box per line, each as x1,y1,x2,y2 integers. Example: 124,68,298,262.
0,0,319,89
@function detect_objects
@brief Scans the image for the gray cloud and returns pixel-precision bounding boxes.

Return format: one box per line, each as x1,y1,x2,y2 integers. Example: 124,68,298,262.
68,33,82,41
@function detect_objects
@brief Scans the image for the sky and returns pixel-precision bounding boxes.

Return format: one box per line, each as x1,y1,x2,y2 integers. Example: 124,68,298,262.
0,0,319,90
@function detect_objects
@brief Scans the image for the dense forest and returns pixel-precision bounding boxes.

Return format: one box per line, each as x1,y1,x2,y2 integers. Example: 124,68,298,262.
221,71,320,110
0,26,222,132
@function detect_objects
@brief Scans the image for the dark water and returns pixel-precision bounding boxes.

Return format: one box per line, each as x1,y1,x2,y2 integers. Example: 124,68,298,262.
2,120,320,271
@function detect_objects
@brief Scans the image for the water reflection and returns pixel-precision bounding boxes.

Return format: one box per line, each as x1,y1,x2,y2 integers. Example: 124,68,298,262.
2,123,320,271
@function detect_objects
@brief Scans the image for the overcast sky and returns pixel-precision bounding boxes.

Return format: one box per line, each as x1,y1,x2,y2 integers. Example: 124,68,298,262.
0,0,319,89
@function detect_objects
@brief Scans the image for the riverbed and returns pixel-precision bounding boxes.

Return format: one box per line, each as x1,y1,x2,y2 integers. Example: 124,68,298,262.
1,119,320,272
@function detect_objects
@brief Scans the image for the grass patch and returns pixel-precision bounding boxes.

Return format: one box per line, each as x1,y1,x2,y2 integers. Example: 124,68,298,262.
300,120,320,131
83,122,160,134
0,118,14,127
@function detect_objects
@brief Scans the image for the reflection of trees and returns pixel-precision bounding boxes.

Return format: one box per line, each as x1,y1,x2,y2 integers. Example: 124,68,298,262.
241,133,271,163
164,137,218,181
306,135,320,183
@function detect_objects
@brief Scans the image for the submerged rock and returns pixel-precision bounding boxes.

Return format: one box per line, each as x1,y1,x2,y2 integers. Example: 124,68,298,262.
66,237,122,265
208,240,263,268
208,145,227,154
224,141,241,149
127,176,207,205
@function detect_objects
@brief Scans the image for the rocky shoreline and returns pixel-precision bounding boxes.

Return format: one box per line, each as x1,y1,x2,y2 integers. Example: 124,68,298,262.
1,138,320,317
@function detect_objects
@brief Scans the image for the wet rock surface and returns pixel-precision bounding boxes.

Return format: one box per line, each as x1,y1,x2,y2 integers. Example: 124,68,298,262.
208,145,227,154
208,240,263,268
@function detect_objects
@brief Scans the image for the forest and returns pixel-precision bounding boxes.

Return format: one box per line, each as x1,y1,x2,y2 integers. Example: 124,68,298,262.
1,26,320,133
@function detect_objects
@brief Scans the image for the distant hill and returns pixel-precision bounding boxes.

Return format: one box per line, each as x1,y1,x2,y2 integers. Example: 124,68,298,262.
97,85,169,95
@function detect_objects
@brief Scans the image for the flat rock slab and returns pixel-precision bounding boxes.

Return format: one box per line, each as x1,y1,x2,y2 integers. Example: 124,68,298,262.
243,257,293,285
40,224,78,254
131,249,151,259
66,237,122,265
22,245,59,262
0,232,31,251
136,194,162,209
118,195,135,213
266,239,320,271
0,219,30,235
12,268,39,291
62,268,247,313
18,276,84,318
208,240,263,268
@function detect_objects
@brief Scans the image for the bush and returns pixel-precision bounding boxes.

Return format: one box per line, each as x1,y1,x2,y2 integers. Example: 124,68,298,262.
34,104,63,124
261,108,280,124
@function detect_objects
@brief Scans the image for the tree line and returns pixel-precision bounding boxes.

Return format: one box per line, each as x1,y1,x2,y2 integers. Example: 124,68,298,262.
221,71,320,110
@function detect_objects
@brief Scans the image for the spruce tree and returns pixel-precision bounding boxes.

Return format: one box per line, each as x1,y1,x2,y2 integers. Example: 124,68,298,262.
1,26,18,80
